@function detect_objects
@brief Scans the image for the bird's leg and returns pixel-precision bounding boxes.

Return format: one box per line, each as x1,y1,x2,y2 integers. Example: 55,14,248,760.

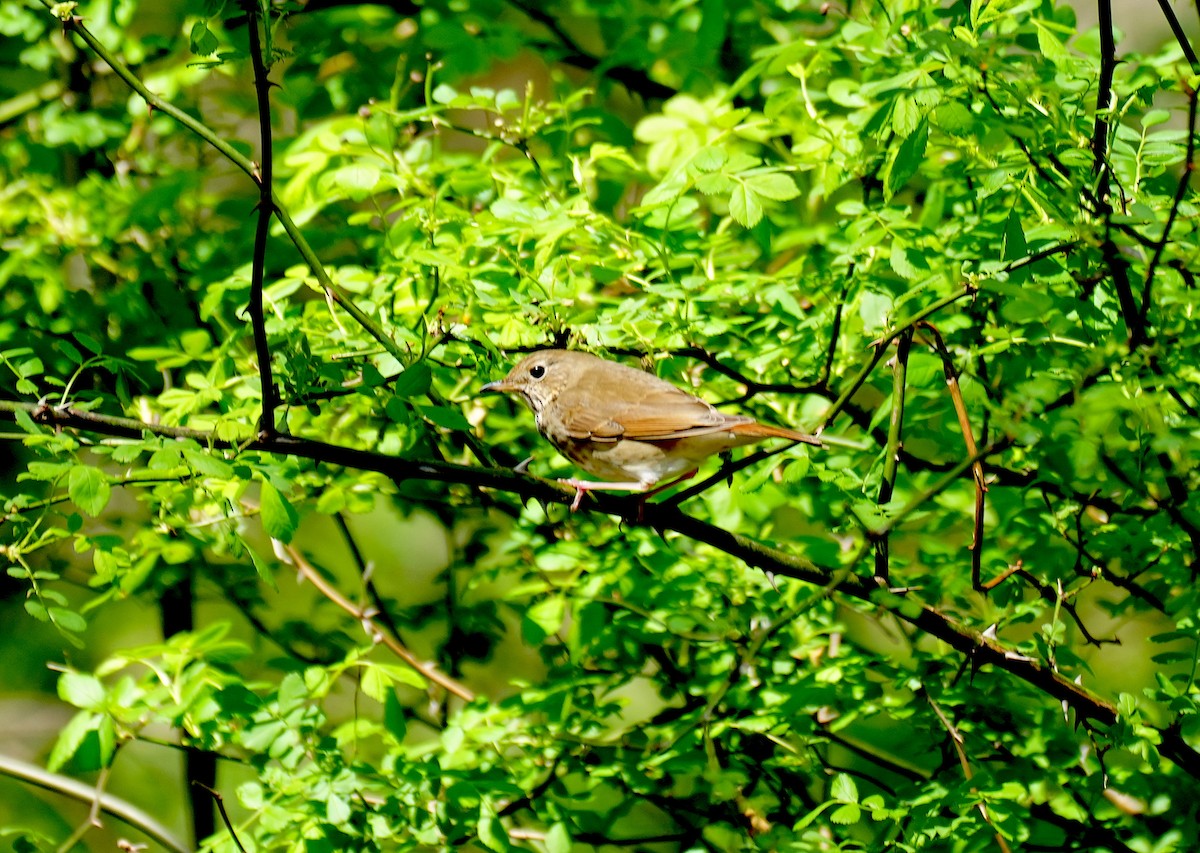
635,469,698,521
560,478,654,511
560,470,699,515
640,469,698,501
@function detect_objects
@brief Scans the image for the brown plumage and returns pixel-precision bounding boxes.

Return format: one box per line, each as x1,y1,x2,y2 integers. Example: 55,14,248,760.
481,349,821,509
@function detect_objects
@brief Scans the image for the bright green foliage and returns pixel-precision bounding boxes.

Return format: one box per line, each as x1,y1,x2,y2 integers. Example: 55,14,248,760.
1,1,1199,851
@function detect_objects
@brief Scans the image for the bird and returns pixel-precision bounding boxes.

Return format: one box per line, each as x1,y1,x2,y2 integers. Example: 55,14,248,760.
481,349,821,510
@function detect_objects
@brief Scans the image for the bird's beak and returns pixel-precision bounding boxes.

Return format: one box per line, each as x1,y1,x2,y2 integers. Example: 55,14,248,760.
480,379,511,394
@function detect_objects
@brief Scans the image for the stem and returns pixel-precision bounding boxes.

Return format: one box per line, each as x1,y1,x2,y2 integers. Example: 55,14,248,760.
875,329,911,583
244,0,279,436
920,323,987,590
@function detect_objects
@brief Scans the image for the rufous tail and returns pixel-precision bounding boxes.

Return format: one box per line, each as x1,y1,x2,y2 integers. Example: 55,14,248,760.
729,421,822,446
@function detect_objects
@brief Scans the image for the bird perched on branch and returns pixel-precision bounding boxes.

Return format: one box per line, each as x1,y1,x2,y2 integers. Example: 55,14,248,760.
482,349,821,510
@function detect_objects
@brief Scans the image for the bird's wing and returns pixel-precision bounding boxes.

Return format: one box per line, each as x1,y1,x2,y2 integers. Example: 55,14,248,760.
557,362,746,442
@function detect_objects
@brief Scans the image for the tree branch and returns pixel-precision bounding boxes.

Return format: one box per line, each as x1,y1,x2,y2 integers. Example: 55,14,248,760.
1155,0,1200,72
243,0,279,436
0,753,188,853
7,397,1200,776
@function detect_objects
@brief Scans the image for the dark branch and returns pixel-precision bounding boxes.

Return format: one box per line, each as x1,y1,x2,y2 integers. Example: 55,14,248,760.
244,1,279,436
9,397,1200,778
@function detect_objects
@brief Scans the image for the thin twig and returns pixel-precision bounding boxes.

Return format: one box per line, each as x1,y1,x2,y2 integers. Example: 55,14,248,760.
1155,0,1200,72
283,543,476,702
924,690,1013,853
919,323,987,590
193,782,248,853
820,271,851,389
875,329,912,584
334,512,404,643
1140,81,1199,329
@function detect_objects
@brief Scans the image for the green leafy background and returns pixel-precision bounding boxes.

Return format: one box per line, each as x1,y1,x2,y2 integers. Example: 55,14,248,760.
1,0,1199,851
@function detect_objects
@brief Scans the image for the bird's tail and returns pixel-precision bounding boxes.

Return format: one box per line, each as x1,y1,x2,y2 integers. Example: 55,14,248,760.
729,421,822,446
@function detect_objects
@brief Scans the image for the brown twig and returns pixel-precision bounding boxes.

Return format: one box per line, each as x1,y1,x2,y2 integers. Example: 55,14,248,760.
924,689,1013,853
825,285,977,429
193,782,248,853
282,543,476,703
0,754,186,852
919,323,987,590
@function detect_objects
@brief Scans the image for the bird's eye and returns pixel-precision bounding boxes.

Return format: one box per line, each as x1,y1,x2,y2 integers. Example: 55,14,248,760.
529,365,546,379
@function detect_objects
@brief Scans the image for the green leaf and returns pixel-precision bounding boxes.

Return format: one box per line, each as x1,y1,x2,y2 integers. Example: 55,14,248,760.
891,93,922,137
260,481,299,543
729,182,764,228
361,662,427,702
189,21,219,56
696,172,734,195
49,607,86,634
68,465,110,517
326,793,351,825
522,596,565,645
830,802,862,825
931,101,975,135
477,811,512,852
417,404,473,432
692,145,727,172
182,446,234,478
831,773,858,803
46,711,96,772
744,171,799,201
392,362,433,398
883,119,928,198
1001,207,1028,261
243,539,277,588
545,823,571,853
1033,19,1072,66
58,671,105,710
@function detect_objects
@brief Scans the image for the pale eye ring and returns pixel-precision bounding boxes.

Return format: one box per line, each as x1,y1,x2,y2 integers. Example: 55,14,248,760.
529,365,546,379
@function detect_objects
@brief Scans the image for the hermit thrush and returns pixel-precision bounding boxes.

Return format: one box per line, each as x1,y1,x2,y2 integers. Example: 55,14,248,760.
481,349,821,510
